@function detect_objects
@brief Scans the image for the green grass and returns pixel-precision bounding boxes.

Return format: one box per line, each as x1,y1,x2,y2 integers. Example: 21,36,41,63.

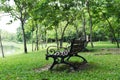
88,41,118,48
0,41,120,80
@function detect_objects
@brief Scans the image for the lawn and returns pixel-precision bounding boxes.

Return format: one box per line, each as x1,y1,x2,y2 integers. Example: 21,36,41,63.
0,41,120,80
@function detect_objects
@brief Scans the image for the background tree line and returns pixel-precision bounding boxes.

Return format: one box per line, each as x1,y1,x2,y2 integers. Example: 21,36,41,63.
0,0,120,53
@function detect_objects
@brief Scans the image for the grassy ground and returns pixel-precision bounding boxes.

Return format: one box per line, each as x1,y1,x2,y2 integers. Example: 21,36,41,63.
0,41,120,80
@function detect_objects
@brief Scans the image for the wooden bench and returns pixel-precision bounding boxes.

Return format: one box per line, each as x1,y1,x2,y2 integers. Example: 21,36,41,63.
45,38,88,70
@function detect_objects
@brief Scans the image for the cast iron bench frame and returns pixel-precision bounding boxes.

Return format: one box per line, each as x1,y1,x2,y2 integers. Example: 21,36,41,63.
46,38,88,70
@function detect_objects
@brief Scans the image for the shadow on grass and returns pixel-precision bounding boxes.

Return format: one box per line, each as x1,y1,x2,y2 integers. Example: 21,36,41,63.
34,61,101,73
52,61,102,72
94,48,120,55
53,61,88,72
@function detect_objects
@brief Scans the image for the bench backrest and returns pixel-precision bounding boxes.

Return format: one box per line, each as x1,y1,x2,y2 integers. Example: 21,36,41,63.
69,38,86,55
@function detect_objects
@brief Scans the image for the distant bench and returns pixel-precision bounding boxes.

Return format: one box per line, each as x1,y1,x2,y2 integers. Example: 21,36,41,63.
45,38,88,70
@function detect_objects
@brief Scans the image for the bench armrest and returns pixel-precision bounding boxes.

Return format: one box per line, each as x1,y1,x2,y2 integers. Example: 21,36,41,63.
46,46,69,55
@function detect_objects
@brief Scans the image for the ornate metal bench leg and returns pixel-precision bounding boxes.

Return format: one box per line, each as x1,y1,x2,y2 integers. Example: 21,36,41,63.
66,55,72,61
49,58,58,70
62,60,75,70
75,54,87,63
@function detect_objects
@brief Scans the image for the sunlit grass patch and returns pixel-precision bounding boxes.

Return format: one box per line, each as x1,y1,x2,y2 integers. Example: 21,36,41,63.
87,41,117,48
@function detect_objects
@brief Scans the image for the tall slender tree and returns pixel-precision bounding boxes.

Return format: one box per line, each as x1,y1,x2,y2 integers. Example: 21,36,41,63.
1,0,30,53
0,30,4,58
86,0,94,48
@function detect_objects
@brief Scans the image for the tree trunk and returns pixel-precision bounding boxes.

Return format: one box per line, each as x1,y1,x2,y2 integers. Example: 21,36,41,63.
82,12,87,40
21,20,27,53
0,32,4,58
45,26,48,47
74,24,79,38
55,26,59,49
35,21,39,51
31,31,34,51
89,15,94,48
60,21,69,47
87,0,94,48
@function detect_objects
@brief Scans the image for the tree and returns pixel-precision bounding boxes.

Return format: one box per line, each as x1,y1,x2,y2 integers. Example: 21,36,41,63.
96,0,120,48
14,0,30,53
27,0,49,50
45,0,79,47
86,0,94,48
1,0,30,53
0,30,4,58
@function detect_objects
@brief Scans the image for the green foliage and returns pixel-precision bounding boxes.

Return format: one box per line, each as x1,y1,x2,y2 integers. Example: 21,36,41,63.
16,26,33,42
1,0,120,47
0,30,16,42
16,27,23,42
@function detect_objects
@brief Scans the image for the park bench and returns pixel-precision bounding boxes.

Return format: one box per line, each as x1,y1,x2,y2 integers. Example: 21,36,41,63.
45,38,88,70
